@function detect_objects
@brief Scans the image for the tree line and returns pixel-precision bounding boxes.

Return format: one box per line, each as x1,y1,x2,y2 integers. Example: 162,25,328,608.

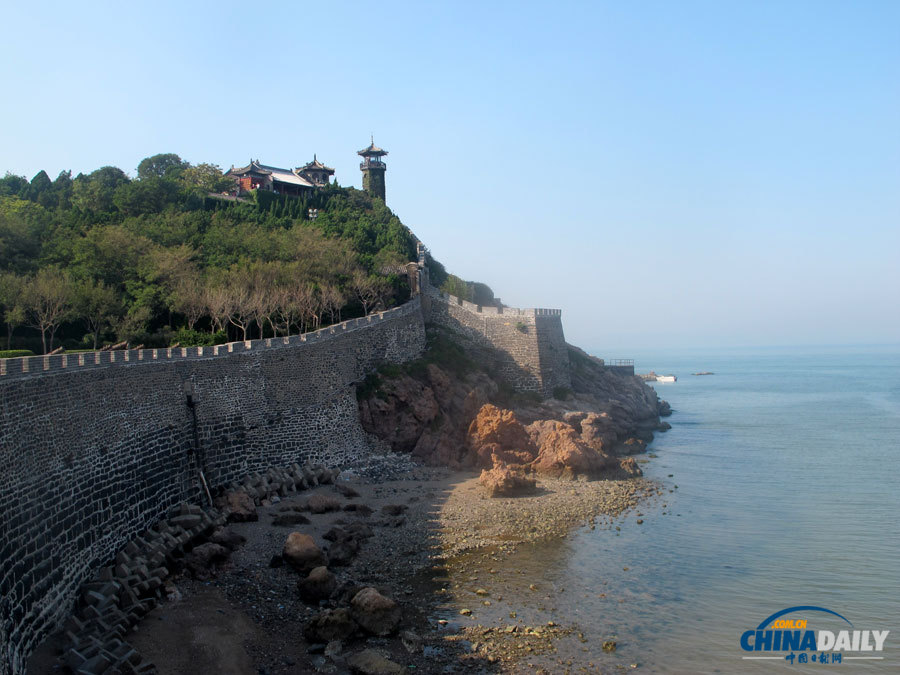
0,153,416,354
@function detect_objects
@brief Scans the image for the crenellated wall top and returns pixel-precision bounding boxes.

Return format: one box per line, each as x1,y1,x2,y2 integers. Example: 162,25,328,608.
0,297,422,380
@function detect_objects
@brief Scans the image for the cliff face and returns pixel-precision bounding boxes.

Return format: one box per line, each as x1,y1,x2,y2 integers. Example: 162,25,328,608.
358,328,670,480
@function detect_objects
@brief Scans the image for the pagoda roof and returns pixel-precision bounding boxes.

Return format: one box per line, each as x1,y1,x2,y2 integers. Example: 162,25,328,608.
228,160,272,176
226,160,314,187
357,139,388,157
298,155,335,173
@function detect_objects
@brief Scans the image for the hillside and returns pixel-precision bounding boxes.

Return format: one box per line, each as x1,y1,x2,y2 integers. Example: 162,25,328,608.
0,154,417,353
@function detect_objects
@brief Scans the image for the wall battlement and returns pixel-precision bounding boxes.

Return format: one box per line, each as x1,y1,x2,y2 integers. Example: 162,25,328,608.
0,301,422,380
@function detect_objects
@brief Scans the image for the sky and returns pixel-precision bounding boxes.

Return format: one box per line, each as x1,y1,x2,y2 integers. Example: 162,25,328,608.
1,1,898,352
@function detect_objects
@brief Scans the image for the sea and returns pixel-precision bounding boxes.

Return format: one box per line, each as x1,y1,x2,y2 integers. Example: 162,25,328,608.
458,345,900,673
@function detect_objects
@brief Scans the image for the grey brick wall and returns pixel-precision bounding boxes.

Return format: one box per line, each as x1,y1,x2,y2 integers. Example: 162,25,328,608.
423,286,571,396
0,300,424,675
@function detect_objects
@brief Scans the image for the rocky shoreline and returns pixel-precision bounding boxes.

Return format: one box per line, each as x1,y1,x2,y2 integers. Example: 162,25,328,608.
30,450,664,674
29,328,673,674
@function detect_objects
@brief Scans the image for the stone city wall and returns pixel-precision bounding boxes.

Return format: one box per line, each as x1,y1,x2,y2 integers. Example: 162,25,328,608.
423,286,571,396
0,299,425,674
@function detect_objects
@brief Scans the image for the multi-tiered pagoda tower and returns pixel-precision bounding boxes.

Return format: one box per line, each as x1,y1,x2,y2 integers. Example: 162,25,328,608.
358,137,388,201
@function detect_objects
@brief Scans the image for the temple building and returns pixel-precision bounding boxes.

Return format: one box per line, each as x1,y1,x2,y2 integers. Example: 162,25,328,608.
358,138,387,201
225,156,335,196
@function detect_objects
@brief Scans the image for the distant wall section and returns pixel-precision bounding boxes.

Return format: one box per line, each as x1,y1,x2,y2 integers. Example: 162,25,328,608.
423,286,571,396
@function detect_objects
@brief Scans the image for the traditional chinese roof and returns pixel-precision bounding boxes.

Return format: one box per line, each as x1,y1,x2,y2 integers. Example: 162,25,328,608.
227,160,272,176
226,160,315,187
298,155,335,174
357,138,388,157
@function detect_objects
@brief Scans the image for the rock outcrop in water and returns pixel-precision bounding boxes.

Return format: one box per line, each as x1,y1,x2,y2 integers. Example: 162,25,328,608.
358,328,670,489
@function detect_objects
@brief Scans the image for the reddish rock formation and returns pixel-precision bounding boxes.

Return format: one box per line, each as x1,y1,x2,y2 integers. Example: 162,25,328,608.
466,404,538,469
478,465,537,497
358,327,666,482
526,419,615,479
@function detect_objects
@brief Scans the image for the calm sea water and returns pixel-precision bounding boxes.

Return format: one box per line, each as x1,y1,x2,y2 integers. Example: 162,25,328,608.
468,346,900,672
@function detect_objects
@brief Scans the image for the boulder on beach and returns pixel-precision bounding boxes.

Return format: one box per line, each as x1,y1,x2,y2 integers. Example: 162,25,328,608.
350,587,401,636
208,527,246,551
219,490,257,522
185,543,229,579
306,494,343,514
467,404,538,468
304,607,357,642
527,420,613,479
346,648,404,675
298,566,337,602
283,532,326,572
478,465,537,497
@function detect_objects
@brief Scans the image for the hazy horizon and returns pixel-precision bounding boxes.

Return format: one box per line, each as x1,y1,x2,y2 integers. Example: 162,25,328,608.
2,1,897,350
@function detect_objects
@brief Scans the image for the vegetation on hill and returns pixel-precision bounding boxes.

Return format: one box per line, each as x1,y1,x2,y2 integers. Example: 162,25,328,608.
0,154,417,353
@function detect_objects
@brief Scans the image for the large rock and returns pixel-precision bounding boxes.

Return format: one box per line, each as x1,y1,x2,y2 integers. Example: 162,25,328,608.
346,649,404,675
357,374,440,453
208,527,246,551
617,437,647,455
478,465,537,497
298,566,337,602
220,490,257,522
527,420,613,479
611,457,643,478
328,537,360,567
304,608,357,642
467,404,538,468
185,543,229,579
306,494,343,514
573,411,622,451
283,532,326,572
350,587,401,636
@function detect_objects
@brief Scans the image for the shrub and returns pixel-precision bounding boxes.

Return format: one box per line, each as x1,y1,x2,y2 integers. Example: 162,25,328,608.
0,349,34,358
552,386,573,401
172,328,227,347
356,372,382,400
515,321,527,333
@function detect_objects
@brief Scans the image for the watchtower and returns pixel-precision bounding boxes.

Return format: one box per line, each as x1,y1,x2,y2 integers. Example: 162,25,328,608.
358,137,388,201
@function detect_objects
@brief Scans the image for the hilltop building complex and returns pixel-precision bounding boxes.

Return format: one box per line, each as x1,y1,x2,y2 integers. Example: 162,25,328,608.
224,138,389,201
225,156,335,196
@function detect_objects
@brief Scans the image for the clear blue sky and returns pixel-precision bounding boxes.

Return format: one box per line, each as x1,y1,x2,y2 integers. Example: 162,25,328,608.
2,1,898,351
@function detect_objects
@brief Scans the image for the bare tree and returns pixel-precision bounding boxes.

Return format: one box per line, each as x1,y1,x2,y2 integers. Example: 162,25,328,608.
24,267,75,353
203,280,231,335
224,267,253,341
351,270,389,316
320,283,345,325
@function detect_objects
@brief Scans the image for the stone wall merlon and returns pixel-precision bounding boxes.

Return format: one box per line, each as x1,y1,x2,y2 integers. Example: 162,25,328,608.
435,290,562,318
0,298,421,380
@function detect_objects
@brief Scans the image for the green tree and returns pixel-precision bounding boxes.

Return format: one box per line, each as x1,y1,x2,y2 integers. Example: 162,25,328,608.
72,166,130,215
137,153,187,181
0,271,27,348
76,278,120,349
180,163,233,193
0,173,28,198
441,274,472,301
113,177,179,216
